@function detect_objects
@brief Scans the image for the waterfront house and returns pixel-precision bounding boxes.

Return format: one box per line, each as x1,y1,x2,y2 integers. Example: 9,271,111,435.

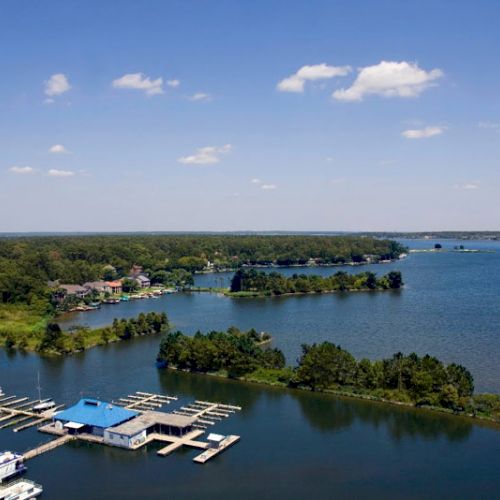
54,399,138,437
134,274,151,288
58,284,90,299
105,280,122,294
83,281,110,294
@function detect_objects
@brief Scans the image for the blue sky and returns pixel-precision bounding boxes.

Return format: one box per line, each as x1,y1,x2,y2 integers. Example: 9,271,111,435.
1,0,499,232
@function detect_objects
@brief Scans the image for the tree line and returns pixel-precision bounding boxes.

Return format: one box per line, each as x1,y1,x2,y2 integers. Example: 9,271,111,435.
155,331,499,418
157,327,283,378
31,311,169,354
0,234,405,304
230,269,403,295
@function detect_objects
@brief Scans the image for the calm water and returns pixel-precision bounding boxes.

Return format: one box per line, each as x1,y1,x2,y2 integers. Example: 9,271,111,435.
1,239,500,499
60,239,500,392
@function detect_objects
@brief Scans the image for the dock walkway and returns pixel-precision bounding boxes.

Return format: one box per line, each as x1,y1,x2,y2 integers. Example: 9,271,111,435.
193,435,240,464
23,435,74,460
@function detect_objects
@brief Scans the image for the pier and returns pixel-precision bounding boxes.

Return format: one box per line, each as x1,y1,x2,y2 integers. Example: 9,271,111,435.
23,435,74,460
0,392,64,433
1,390,242,467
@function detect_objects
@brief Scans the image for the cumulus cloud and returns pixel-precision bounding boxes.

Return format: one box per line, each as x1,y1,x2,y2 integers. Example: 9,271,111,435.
277,63,351,93
47,169,75,177
49,144,68,154
261,184,277,190
45,74,71,97
188,92,212,101
9,166,35,174
178,144,231,165
401,126,445,139
333,61,443,101
454,182,480,190
112,73,164,96
167,79,180,88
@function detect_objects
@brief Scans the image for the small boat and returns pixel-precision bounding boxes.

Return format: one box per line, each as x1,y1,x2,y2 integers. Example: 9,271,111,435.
0,387,4,398
0,452,26,484
88,302,101,308
104,298,120,304
0,479,43,499
32,373,55,413
120,295,130,302
32,399,55,413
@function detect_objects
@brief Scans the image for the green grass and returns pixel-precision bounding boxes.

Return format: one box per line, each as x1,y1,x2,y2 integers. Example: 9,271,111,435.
0,303,51,350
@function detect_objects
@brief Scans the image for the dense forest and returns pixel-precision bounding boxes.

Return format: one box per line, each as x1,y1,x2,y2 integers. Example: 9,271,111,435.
229,269,403,295
157,331,499,420
157,327,282,378
0,234,405,304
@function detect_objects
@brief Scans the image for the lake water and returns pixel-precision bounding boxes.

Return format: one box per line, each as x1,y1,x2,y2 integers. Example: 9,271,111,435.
60,239,500,393
1,239,500,499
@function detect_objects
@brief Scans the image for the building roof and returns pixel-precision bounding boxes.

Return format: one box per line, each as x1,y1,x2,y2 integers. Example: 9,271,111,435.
55,399,138,429
106,280,122,287
135,275,150,283
59,284,88,294
83,281,108,290
107,410,195,436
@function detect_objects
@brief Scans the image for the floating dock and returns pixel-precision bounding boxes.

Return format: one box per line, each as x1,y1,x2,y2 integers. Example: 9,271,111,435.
0,390,242,466
193,435,240,463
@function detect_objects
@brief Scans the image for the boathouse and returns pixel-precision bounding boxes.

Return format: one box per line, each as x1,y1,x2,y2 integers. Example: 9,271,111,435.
54,399,138,436
103,411,196,449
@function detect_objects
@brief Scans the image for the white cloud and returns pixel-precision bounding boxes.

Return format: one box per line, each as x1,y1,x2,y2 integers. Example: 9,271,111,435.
250,178,262,184
45,74,71,97
47,169,75,177
333,61,443,101
167,79,180,88
49,144,68,154
178,144,232,165
478,121,500,131
454,182,480,190
188,92,212,101
277,63,351,93
261,184,277,190
9,166,35,175
112,73,164,96
401,126,445,139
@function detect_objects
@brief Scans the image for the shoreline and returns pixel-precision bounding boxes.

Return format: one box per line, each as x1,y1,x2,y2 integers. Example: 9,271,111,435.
161,366,500,428
188,286,402,298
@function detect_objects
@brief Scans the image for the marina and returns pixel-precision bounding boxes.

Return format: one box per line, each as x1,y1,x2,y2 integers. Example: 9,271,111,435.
0,389,242,472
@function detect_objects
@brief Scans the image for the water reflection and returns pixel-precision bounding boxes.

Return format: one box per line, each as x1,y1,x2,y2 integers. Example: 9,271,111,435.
294,390,472,442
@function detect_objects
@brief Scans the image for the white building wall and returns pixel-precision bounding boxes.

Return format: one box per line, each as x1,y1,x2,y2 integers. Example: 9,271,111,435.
104,429,146,449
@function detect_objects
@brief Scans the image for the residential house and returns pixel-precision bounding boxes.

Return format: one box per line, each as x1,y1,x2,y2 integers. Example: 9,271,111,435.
106,280,122,295
59,284,90,299
134,274,151,288
83,281,110,294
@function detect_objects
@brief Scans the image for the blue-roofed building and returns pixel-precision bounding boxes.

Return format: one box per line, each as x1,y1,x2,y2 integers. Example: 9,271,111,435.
54,399,138,436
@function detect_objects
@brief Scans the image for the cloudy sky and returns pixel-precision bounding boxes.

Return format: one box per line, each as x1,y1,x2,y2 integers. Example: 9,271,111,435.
1,0,499,232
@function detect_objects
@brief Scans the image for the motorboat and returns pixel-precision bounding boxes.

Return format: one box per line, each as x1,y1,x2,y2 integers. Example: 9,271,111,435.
0,479,43,499
0,452,26,483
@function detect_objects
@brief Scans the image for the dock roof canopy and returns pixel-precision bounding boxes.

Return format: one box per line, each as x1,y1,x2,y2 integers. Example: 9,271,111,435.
55,399,138,429
108,410,196,436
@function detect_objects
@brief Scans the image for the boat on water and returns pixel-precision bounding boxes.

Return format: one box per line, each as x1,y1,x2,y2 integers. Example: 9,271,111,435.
0,453,26,484
0,479,43,499
103,298,120,304
32,373,55,413
32,399,55,413
120,295,130,301
0,387,4,398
